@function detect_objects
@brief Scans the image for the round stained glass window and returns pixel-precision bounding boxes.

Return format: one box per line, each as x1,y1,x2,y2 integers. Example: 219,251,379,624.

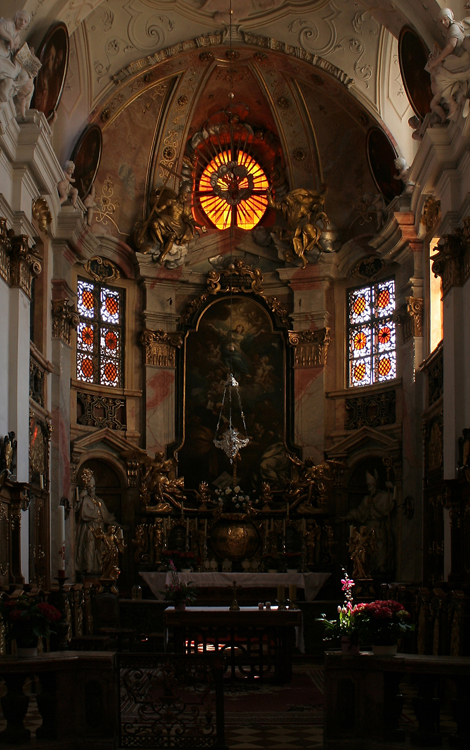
104,362,117,382
81,358,93,378
353,297,366,315
82,290,94,310
198,150,269,230
82,327,93,345
105,296,119,316
105,331,117,350
354,362,366,381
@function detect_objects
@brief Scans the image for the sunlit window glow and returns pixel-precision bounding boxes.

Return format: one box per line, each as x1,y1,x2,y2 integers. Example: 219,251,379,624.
348,279,397,387
429,237,443,352
77,278,124,388
198,150,269,230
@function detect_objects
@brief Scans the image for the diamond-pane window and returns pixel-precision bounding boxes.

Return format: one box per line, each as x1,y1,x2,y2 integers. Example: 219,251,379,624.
76,278,124,388
348,279,396,387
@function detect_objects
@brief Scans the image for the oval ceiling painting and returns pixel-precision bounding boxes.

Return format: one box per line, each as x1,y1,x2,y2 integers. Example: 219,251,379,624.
399,26,433,119
71,125,103,201
31,22,69,122
366,128,402,203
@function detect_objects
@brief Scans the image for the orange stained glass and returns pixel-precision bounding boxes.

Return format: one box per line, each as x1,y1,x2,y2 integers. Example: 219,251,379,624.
354,362,367,381
104,362,117,382
82,327,94,346
353,297,366,315
378,326,391,344
377,289,390,309
199,150,269,230
81,358,93,378
377,356,391,376
354,331,367,350
82,290,94,309
105,296,119,315
105,331,117,350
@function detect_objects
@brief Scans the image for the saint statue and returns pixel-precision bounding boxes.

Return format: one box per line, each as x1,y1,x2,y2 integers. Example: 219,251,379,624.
426,7,470,120
0,11,40,118
133,182,206,264
75,468,119,576
338,470,395,574
267,185,330,268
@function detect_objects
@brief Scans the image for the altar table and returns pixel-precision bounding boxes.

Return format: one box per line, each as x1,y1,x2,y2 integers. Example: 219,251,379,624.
165,605,302,683
140,571,330,602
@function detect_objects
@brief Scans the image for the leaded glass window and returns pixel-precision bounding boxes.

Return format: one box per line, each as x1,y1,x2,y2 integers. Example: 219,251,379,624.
76,278,124,388
348,278,396,387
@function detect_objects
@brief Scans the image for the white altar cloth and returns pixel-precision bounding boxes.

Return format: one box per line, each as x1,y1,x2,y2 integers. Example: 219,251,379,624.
140,571,330,602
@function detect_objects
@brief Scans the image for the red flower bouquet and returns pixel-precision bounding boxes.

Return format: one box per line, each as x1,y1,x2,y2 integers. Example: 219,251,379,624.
354,599,414,646
0,596,61,647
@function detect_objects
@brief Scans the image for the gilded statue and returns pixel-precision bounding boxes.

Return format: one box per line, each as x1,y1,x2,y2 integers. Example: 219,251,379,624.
267,185,330,268
92,524,126,581
140,451,186,510
348,525,376,580
286,455,333,510
133,182,206,264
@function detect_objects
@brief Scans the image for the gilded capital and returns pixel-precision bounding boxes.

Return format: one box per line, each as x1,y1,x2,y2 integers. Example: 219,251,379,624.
140,329,183,367
4,232,42,299
288,328,331,366
51,299,80,345
420,197,441,234
32,198,52,236
431,220,470,296
394,298,424,341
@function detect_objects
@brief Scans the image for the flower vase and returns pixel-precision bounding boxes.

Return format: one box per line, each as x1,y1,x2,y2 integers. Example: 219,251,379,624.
372,643,397,656
175,603,186,611
16,637,38,658
341,636,360,656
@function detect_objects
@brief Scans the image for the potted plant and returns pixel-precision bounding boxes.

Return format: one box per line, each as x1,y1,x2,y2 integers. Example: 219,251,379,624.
283,552,302,572
0,595,61,656
354,599,414,655
162,560,197,610
317,570,361,655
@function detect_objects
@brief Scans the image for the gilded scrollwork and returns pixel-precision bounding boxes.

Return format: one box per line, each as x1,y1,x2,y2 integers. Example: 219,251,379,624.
288,328,330,367
8,233,42,299
51,299,80,345
394,297,424,342
84,256,121,283
140,329,183,367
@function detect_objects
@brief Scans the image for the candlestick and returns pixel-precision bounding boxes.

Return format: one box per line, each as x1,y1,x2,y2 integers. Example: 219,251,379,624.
277,584,285,604
286,502,289,518
39,474,44,490
204,519,207,535
186,517,190,536
302,518,306,535
289,584,297,604
283,519,286,536
270,518,274,532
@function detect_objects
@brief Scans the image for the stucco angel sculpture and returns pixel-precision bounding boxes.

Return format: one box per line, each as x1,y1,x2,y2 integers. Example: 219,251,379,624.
133,182,206,266
267,185,330,268
0,11,41,119
426,7,470,120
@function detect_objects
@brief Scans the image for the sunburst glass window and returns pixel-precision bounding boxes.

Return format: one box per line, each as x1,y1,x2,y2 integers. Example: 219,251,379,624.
348,278,397,387
198,150,269,230
76,278,124,388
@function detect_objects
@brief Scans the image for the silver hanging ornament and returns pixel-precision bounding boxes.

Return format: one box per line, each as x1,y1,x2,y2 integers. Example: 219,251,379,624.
213,373,250,463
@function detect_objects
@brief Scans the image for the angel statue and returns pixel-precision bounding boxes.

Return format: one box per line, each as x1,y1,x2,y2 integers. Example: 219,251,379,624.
425,7,470,121
133,182,206,266
0,11,41,119
92,524,126,581
139,451,186,511
267,185,330,268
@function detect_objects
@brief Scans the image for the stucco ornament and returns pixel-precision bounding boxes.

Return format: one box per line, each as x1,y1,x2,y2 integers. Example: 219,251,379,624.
0,10,41,118
426,7,470,120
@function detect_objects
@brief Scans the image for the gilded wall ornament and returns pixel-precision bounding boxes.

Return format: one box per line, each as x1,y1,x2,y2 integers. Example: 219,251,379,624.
350,254,385,281
431,218,470,296
140,329,183,368
8,234,42,299
77,392,126,430
84,256,121,283
345,390,396,430
393,297,424,342
51,299,79,345
421,196,441,233
32,197,52,236
288,328,330,367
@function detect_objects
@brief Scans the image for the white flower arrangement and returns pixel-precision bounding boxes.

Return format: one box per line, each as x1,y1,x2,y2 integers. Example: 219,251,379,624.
215,485,259,511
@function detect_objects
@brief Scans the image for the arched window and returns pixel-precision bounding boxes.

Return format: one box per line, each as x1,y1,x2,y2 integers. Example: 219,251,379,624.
76,278,124,388
348,278,397,387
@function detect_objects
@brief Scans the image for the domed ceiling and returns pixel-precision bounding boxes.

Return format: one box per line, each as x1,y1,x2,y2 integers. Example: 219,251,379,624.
11,0,443,263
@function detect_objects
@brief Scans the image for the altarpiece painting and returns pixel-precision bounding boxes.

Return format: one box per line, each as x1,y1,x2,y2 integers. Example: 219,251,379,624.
177,296,290,494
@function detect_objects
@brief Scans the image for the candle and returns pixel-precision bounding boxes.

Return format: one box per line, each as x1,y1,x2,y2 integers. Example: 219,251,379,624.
277,585,285,604
204,519,207,535
289,584,297,603
286,502,289,518
186,517,190,536
58,505,65,571
265,519,268,536
75,486,79,507
302,518,306,535
39,474,44,490
270,518,273,532
283,519,286,536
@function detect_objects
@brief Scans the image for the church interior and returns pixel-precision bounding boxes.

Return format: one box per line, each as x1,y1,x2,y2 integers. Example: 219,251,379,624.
1,0,470,748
